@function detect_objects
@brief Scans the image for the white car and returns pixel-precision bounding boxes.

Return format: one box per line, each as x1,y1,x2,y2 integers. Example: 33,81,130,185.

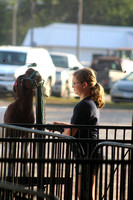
50,52,84,98
0,46,56,96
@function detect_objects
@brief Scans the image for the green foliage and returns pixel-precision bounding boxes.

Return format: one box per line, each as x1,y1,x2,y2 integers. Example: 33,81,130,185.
1,0,133,46
0,1,12,45
83,0,133,26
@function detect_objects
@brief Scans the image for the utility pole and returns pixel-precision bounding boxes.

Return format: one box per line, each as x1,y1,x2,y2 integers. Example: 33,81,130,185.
12,3,17,46
77,0,83,60
31,0,35,46
30,0,44,46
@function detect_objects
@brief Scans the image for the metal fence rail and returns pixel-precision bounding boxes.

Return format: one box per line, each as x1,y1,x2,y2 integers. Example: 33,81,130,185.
90,141,133,200
0,124,133,200
0,181,59,200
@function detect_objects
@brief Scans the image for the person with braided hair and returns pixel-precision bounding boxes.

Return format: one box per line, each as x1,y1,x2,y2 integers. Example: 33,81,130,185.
53,67,105,200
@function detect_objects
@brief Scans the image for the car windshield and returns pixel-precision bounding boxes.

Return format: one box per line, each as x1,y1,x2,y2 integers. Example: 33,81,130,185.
123,72,133,81
0,51,27,66
50,55,68,68
93,60,122,71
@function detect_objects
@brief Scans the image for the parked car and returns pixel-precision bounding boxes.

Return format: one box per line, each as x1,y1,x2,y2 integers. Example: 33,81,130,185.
110,72,133,102
50,52,84,98
0,46,56,96
91,56,129,93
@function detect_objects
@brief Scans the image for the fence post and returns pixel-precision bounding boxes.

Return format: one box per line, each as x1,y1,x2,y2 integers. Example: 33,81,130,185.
36,84,44,124
128,114,133,200
36,84,45,200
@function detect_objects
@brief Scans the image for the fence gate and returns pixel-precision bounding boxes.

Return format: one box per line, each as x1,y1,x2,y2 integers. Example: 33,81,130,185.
0,124,133,200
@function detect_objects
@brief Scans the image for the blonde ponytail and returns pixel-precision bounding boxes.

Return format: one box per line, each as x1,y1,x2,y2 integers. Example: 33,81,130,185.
73,68,105,108
90,83,105,109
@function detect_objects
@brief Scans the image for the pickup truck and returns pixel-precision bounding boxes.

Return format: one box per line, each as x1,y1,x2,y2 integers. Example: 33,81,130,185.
0,46,56,96
50,52,84,98
91,56,132,93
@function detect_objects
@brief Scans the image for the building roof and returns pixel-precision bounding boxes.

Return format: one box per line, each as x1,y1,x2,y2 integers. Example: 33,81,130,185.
22,23,133,49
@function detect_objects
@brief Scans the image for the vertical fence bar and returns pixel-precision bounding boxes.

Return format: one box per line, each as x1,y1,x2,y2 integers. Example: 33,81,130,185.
36,84,45,200
36,84,44,125
128,116,133,200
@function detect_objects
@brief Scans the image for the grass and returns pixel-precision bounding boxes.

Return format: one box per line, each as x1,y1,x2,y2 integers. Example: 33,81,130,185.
104,101,133,110
45,96,80,106
0,95,79,106
1,94,133,110
46,96,133,110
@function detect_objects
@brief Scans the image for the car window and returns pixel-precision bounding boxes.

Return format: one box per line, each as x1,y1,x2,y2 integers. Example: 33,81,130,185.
92,60,122,71
110,62,122,71
0,51,27,65
50,55,68,68
124,73,133,81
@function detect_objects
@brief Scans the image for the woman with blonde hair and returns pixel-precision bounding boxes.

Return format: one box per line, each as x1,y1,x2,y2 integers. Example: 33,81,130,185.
53,67,105,199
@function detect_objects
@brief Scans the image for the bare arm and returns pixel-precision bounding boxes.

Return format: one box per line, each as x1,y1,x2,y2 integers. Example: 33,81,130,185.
53,121,78,137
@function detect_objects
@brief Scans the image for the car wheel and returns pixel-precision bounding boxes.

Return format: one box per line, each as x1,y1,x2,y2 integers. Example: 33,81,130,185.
111,97,120,103
45,78,52,97
62,87,70,98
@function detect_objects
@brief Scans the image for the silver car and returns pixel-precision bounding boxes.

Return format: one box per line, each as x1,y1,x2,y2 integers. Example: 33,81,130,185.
110,72,133,102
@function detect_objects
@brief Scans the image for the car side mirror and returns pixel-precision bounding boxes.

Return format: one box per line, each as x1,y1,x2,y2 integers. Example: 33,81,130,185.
70,66,79,70
29,63,37,67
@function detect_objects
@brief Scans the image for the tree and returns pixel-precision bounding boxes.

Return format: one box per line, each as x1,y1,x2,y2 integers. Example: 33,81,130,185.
1,0,133,45
83,0,133,26
0,1,12,45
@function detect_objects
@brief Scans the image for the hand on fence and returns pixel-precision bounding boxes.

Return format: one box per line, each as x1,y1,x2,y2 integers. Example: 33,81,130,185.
46,122,65,133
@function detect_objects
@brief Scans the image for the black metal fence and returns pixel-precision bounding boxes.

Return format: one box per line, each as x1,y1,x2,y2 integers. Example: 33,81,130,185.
0,123,133,200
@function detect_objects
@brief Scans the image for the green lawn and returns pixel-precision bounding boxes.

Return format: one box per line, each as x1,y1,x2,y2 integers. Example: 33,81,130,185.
1,95,133,110
45,96,133,110
45,96,79,106
104,101,133,110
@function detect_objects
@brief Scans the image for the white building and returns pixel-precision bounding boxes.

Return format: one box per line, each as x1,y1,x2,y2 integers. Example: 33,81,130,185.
22,23,133,63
